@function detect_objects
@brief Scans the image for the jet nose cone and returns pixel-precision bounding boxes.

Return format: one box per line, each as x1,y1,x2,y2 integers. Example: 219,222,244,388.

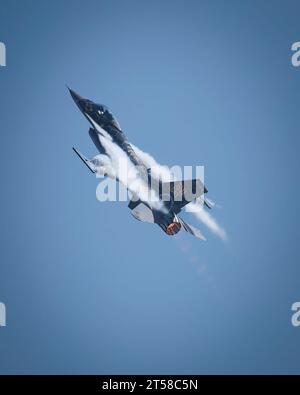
68,87,84,104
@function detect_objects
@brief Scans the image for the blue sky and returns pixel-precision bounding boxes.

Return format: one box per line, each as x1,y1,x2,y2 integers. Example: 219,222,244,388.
0,0,299,374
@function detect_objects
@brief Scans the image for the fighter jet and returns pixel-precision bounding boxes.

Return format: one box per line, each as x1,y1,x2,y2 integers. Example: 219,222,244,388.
69,88,212,240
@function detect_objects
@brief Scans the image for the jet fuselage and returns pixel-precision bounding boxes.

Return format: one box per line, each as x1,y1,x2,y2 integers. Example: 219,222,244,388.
69,88,182,235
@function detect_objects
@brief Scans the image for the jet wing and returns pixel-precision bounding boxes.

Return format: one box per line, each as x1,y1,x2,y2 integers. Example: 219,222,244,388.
72,147,96,173
72,147,115,178
178,217,206,241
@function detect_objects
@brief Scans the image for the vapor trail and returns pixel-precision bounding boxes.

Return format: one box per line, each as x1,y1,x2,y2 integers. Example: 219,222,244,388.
98,136,164,211
131,144,173,182
186,201,227,241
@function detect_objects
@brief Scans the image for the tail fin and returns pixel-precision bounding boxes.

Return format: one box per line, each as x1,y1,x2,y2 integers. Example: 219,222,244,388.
161,179,206,213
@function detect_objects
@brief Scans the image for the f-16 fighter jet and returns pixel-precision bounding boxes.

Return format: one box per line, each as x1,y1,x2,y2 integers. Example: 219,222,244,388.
69,88,212,240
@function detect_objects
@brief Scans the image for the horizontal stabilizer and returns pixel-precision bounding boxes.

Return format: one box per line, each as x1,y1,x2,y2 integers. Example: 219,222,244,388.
178,217,206,241
128,198,141,210
204,199,213,209
130,202,154,223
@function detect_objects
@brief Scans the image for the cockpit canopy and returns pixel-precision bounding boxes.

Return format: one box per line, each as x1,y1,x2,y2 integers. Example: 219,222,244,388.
96,104,121,131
